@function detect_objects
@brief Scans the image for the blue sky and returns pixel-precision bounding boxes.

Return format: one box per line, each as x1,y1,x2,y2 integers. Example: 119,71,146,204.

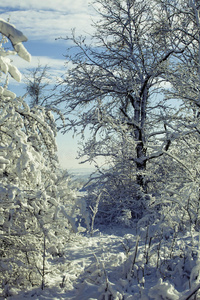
0,0,96,171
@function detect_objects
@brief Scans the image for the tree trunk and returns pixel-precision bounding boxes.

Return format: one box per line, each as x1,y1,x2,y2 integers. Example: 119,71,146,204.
133,90,148,192
136,139,147,192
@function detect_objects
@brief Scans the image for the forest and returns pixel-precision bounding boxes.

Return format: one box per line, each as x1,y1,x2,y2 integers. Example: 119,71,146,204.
1,0,200,299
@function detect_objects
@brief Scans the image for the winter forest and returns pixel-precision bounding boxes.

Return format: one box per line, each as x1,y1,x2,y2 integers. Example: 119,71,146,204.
2,0,200,299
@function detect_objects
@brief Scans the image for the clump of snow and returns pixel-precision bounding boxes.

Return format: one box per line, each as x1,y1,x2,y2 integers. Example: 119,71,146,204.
0,18,27,45
148,278,180,299
0,156,9,164
0,56,22,82
14,43,31,62
0,86,16,99
0,18,31,83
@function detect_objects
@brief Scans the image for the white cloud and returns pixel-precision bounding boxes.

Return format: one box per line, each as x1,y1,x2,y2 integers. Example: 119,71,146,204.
0,1,95,42
8,55,65,87
12,55,64,70
0,0,88,13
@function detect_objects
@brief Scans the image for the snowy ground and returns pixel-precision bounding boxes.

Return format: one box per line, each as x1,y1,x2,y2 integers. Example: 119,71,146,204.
5,224,200,299
6,226,135,299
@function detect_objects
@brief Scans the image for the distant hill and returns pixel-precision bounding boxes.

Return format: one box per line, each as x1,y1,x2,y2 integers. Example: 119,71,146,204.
68,168,95,183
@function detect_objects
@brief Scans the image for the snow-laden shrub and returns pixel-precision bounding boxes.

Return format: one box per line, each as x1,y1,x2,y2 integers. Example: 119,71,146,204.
0,19,88,296
79,123,200,298
83,162,150,227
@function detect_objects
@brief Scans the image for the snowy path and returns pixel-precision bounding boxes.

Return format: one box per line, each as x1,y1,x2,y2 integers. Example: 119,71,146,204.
63,227,135,299
8,227,137,300
7,225,198,299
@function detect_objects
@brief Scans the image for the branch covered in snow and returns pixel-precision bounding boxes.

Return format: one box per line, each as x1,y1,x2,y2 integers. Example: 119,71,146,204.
0,18,27,45
0,18,31,83
0,18,31,62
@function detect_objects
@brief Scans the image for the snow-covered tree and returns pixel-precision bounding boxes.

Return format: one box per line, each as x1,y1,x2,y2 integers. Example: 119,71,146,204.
152,0,200,227
52,0,192,226
56,0,187,191
165,0,200,110
0,19,85,297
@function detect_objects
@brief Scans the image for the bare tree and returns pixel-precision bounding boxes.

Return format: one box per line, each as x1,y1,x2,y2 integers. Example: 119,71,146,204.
24,64,55,108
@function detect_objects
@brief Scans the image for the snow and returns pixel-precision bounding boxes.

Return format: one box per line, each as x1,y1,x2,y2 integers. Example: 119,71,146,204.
0,56,22,82
5,224,200,300
148,279,180,300
7,226,131,299
14,43,31,62
0,18,31,84
1,11,200,300
0,18,28,45
0,156,9,164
